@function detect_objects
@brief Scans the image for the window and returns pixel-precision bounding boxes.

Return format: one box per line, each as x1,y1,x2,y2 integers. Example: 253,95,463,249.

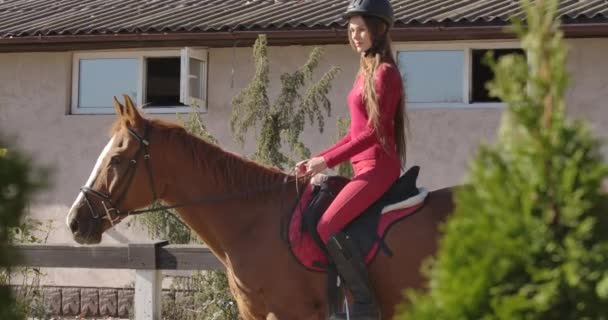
395,42,523,108
471,48,525,103
71,48,208,114
145,57,182,107
398,50,464,103
78,58,139,109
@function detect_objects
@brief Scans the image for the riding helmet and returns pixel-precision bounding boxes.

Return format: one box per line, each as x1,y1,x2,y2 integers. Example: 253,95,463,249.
343,0,395,27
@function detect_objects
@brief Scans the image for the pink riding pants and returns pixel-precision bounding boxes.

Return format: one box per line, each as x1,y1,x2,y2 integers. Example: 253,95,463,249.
317,156,400,244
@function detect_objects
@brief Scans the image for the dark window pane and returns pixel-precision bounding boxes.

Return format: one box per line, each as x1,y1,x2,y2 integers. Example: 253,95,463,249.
145,57,185,107
471,48,525,103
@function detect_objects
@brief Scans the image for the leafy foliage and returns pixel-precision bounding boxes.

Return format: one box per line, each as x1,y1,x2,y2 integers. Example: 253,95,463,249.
3,218,54,320
230,34,341,169
163,271,239,320
0,139,49,320
399,0,608,319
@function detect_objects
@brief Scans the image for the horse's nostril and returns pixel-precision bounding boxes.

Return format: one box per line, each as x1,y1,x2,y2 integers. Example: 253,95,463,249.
69,219,79,233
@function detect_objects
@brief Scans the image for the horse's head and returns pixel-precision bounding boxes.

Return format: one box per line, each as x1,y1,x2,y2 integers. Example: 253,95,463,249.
67,95,159,244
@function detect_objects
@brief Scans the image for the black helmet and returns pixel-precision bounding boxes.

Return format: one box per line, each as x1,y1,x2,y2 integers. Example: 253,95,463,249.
344,0,394,27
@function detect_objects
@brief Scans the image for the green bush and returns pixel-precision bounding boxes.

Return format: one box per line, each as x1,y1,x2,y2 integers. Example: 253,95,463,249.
0,139,49,320
399,0,608,319
2,218,54,320
163,271,239,320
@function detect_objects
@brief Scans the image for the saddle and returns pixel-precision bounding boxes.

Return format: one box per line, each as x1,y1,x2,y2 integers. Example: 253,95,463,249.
288,166,428,271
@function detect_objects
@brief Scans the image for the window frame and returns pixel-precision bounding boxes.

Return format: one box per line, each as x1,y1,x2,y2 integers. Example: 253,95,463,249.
71,48,208,115
393,40,521,109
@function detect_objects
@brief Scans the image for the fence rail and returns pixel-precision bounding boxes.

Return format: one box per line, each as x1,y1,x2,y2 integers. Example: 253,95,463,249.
12,240,223,320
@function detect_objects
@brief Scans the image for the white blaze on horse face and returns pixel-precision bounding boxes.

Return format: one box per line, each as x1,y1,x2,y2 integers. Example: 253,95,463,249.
66,135,116,227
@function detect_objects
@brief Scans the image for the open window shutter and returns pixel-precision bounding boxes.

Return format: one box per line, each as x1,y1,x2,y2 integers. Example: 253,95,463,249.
180,47,208,109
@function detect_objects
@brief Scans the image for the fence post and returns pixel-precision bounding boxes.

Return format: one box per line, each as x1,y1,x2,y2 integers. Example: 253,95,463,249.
134,269,162,320
128,240,169,320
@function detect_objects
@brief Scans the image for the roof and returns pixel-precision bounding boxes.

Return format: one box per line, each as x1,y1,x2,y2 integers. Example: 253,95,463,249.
1,0,607,37
1,0,608,51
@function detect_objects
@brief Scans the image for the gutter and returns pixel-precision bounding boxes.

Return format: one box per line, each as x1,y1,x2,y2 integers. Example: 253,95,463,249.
0,23,607,52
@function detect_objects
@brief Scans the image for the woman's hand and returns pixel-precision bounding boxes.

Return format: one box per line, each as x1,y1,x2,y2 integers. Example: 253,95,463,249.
304,157,327,176
295,159,309,176
295,157,327,177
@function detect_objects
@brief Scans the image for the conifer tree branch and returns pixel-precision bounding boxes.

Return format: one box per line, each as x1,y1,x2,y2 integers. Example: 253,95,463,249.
231,34,340,169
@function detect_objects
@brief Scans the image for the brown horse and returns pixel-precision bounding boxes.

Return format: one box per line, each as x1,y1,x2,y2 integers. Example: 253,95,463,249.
66,95,455,319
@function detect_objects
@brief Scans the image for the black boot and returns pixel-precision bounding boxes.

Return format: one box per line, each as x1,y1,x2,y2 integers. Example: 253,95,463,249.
326,232,380,320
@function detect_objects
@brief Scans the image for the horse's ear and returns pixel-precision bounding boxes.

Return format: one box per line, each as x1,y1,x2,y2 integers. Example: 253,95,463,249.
113,96,127,118
122,94,144,127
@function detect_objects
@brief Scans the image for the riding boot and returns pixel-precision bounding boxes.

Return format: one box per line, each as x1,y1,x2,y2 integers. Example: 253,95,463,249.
326,232,380,320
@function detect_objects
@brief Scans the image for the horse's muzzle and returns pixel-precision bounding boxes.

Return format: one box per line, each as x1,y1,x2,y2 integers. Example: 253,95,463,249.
67,207,103,244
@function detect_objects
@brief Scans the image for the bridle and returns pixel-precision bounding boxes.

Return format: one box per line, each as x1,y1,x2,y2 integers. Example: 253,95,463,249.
78,122,304,227
80,123,157,226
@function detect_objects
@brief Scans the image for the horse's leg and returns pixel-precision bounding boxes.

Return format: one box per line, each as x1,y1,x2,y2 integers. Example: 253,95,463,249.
369,187,455,319
226,251,329,320
225,270,265,320
259,271,327,320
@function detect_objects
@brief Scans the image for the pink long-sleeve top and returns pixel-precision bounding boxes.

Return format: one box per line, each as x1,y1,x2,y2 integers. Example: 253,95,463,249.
317,63,403,169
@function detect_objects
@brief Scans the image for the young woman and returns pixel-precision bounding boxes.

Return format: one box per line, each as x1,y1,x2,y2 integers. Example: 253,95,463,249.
296,0,407,318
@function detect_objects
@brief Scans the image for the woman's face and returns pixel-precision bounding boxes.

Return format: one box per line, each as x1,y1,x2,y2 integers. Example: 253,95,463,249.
348,16,372,54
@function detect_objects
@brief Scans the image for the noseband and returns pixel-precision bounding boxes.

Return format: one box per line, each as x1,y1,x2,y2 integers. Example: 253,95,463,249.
80,123,158,226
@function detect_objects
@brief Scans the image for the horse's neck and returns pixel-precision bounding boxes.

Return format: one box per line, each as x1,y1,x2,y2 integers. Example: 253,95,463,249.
160,130,290,200
155,127,303,262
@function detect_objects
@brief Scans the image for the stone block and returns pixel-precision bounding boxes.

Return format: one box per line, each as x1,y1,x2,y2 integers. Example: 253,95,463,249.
99,288,118,317
42,287,62,315
80,288,99,317
118,289,134,318
61,288,80,316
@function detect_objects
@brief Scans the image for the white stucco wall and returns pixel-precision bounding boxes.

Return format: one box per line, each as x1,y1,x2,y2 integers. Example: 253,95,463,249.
0,38,606,287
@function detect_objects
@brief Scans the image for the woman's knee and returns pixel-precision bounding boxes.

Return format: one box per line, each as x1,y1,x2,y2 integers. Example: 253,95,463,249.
317,221,334,245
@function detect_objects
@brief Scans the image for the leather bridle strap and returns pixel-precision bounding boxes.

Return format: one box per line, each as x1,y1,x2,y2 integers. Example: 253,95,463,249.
79,123,156,226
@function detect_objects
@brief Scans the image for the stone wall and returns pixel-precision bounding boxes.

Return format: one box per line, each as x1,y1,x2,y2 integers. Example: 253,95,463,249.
13,285,196,319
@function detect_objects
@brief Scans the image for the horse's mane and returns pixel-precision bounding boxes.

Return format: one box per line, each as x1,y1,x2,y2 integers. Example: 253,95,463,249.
136,118,291,192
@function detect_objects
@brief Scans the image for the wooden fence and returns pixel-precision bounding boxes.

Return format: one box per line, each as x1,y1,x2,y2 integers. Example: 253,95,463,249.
12,240,223,320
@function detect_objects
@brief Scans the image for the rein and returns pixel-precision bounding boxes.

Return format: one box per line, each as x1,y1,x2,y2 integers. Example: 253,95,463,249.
128,176,299,215
79,123,305,226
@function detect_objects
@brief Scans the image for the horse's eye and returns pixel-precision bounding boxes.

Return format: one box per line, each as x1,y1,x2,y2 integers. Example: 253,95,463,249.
110,156,121,165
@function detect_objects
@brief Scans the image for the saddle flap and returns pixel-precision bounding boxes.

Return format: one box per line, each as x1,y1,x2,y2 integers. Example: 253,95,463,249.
301,176,349,249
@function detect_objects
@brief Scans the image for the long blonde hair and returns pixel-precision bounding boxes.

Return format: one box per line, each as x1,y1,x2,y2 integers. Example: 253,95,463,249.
348,15,408,167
